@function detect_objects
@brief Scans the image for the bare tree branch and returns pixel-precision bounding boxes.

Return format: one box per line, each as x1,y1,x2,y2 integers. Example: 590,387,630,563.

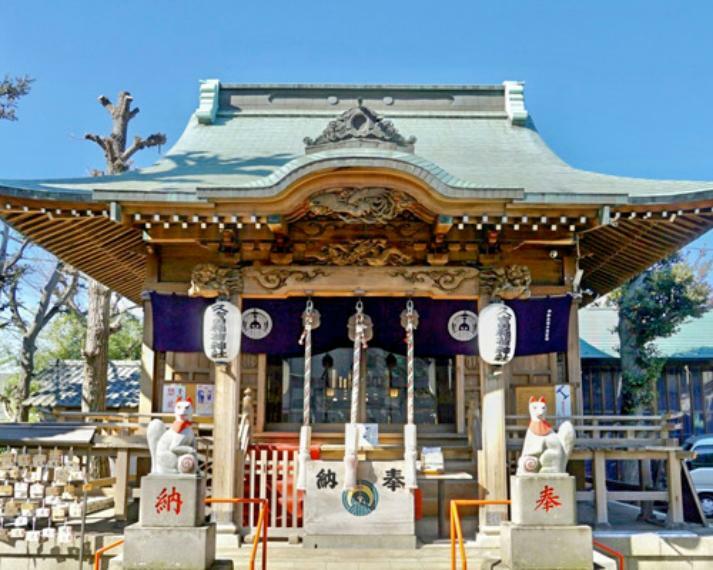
97,95,113,113
122,133,166,162
5,237,31,274
8,276,27,333
84,133,107,151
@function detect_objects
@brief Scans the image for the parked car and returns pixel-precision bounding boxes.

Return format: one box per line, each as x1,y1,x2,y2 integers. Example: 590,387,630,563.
683,435,713,518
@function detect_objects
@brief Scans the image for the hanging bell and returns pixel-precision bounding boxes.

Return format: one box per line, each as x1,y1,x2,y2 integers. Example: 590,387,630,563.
302,304,321,330
347,301,374,343
400,302,420,331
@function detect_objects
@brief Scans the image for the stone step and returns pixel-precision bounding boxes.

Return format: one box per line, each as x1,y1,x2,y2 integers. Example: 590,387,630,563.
216,543,501,570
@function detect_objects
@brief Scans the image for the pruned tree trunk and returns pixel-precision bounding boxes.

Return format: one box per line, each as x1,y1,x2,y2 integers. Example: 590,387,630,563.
82,280,111,478
82,92,165,478
17,337,36,421
82,279,111,412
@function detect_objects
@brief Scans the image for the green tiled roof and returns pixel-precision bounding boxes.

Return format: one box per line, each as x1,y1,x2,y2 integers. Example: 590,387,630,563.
579,306,713,360
1,82,712,204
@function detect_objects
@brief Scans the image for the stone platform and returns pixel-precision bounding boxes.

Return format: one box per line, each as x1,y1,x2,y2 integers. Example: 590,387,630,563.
122,523,217,570
109,557,233,570
500,522,593,570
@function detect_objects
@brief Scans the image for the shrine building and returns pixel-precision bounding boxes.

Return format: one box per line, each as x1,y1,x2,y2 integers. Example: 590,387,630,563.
1,81,712,544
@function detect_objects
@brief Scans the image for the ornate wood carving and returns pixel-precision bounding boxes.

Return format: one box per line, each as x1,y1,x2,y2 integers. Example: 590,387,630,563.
253,268,330,291
390,267,478,292
308,187,416,224
306,239,413,266
478,264,532,299
188,263,243,298
304,105,416,152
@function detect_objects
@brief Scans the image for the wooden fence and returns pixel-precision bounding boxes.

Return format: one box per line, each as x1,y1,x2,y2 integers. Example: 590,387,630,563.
244,447,302,537
505,413,693,527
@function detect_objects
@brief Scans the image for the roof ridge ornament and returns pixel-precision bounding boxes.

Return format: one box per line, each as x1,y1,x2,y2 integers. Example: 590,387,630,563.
304,104,416,153
503,81,528,125
196,79,220,125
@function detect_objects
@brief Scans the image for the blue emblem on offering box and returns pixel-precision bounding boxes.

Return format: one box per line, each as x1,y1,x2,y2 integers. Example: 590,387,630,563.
342,480,379,517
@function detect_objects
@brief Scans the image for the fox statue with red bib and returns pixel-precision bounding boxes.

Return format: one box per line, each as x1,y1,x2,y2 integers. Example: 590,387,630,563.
147,398,199,475
517,395,575,475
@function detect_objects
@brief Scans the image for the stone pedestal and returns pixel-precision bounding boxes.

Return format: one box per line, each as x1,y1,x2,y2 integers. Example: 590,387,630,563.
140,473,206,527
510,473,576,526
121,474,220,570
499,475,592,570
500,522,592,570
123,523,216,570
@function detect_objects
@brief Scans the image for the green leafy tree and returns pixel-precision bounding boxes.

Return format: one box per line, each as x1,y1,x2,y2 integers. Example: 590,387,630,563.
613,254,711,414
38,309,142,367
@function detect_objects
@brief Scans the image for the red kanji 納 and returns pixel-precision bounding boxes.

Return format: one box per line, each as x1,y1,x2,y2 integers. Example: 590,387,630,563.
155,486,183,515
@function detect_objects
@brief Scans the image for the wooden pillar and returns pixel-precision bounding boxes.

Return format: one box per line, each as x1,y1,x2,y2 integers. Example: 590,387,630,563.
139,294,156,415
476,295,510,544
455,355,466,435
114,443,131,521
211,295,243,529
566,297,583,415
666,450,684,527
593,450,609,527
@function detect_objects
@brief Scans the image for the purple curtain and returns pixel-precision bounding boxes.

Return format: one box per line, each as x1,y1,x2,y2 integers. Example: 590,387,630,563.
150,292,212,352
506,295,572,356
242,297,478,357
149,293,571,357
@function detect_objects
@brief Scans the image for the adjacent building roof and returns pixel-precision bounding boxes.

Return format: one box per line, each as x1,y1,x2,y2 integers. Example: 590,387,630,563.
24,360,140,409
2,82,712,205
579,306,713,360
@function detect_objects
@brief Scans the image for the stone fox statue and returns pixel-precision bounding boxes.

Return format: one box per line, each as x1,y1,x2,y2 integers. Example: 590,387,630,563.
517,396,575,475
147,398,199,475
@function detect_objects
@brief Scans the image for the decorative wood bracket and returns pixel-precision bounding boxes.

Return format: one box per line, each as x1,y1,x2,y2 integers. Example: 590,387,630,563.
188,263,243,298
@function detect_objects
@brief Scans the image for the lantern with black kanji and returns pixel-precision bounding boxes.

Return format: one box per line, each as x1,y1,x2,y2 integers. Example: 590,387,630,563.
477,303,516,365
202,300,241,364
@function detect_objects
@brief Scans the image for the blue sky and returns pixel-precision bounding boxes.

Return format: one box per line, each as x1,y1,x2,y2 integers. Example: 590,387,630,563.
0,0,711,256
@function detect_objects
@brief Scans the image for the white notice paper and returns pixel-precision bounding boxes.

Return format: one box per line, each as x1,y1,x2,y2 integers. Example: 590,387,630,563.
358,423,379,448
162,384,187,413
196,384,215,416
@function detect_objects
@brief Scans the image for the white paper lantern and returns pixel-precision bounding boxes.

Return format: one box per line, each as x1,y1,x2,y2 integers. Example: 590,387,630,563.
477,303,516,365
203,301,241,364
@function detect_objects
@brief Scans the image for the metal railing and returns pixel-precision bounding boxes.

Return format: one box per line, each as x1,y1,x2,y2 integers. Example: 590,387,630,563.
92,497,268,570
449,498,627,570
205,497,268,570
93,539,124,570
593,539,626,570
450,499,511,570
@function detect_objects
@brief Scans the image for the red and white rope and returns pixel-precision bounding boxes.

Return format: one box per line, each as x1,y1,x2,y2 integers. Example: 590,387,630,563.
350,302,366,424
405,300,416,425
406,321,415,425
299,300,315,426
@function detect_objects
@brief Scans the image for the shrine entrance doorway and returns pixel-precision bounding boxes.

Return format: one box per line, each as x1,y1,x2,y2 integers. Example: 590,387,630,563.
241,296,474,436
265,347,457,432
